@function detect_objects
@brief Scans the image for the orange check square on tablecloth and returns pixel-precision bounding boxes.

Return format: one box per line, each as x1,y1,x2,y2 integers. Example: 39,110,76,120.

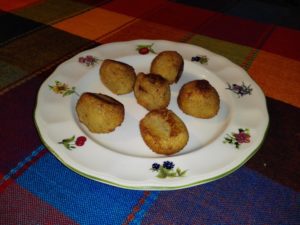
53,7,134,40
248,50,300,108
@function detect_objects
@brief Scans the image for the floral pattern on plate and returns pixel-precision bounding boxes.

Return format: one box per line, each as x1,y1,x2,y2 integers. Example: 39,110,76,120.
223,128,251,149
136,43,156,55
191,55,208,64
49,80,79,97
151,161,187,178
78,55,99,66
226,82,252,97
58,135,87,150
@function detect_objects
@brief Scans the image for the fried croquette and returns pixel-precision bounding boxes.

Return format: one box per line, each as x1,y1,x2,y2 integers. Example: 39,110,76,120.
177,80,220,118
100,59,136,95
134,72,171,111
76,92,124,133
150,51,184,84
140,109,189,155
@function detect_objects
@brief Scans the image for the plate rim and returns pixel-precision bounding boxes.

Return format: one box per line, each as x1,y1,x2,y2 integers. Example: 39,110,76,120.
34,118,269,190
34,39,269,190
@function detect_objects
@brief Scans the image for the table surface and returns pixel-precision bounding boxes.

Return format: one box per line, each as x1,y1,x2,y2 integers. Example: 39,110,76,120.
1,0,299,224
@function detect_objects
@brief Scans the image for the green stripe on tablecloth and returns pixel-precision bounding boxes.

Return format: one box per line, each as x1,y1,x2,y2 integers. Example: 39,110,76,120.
0,26,92,90
0,61,26,89
13,0,98,24
0,12,44,44
186,34,253,66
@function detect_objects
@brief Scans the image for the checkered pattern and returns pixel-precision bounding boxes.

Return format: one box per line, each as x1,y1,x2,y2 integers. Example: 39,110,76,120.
1,0,299,224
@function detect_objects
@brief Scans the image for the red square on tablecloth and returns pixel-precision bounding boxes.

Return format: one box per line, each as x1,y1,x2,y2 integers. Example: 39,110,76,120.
261,26,300,61
199,14,272,48
1,183,77,224
101,0,166,18
99,19,189,43
143,2,217,32
0,0,41,11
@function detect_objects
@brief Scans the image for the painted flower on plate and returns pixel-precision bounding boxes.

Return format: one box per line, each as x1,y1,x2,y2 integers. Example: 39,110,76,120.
151,161,187,178
223,128,251,149
226,82,252,97
136,43,156,55
58,135,87,150
78,55,99,66
191,55,208,64
49,80,78,97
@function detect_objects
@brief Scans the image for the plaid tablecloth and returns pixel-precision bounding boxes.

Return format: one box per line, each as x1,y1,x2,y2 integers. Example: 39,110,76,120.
1,0,299,224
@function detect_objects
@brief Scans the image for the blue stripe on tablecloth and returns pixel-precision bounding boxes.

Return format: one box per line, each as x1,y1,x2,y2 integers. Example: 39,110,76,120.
129,191,160,225
227,0,300,30
0,145,45,185
15,151,300,224
141,167,300,224
175,0,300,30
16,153,145,225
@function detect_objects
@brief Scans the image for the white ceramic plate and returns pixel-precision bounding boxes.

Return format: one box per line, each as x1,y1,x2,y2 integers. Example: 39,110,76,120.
34,40,269,190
